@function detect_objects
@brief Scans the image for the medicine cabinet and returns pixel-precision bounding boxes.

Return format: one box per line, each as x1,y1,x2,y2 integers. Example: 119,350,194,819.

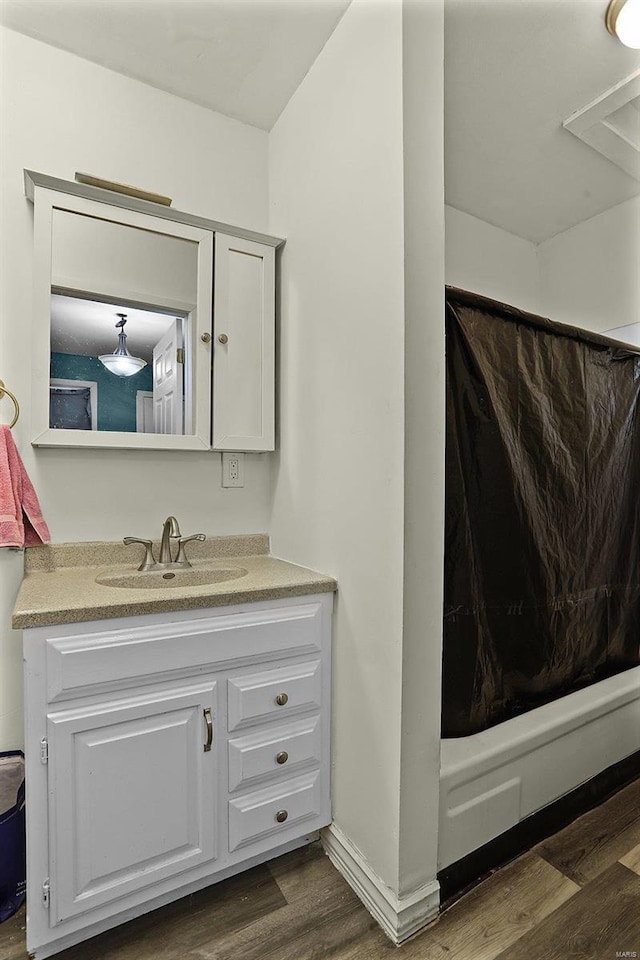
26,170,282,452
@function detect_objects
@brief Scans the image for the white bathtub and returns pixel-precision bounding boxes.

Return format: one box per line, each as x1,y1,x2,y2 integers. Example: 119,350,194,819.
438,665,640,870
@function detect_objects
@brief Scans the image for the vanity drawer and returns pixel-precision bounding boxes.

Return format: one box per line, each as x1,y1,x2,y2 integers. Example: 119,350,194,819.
228,771,321,851
44,603,324,702
227,660,321,732
228,715,321,791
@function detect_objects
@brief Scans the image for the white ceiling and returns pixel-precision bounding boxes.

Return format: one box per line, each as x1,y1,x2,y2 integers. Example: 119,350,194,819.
0,0,350,130
3,0,639,242
51,295,177,363
445,0,640,242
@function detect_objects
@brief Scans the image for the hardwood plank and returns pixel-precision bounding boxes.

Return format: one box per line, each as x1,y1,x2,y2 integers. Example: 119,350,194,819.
0,905,27,960
493,862,640,960
327,925,395,960
332,852,579,960
198,900,378,960
620,842,640,876
52,864,286,960
536,776,640,886
193,845,375,960
266,840,326,890
267,841,347,902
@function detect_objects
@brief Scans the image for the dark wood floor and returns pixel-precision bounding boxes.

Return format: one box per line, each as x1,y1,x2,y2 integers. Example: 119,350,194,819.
3,777,640,960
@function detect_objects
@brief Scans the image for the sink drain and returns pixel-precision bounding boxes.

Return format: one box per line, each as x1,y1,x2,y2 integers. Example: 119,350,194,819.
162,572,176,580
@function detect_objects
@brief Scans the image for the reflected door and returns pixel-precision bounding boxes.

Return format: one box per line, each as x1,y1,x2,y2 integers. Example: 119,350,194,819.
153,320,184,435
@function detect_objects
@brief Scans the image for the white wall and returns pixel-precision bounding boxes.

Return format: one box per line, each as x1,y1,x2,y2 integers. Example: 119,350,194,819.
446,197,640,340
538,196,640,335
445,205,539,314
399,0,445,902
269,0,445,908
269,0,406,890
0,27,272,750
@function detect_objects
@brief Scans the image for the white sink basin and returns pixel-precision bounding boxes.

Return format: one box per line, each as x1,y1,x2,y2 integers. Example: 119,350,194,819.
96,567,248,590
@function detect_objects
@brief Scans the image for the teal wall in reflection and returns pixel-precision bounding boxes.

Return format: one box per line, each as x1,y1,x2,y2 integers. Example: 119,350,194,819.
50,352,153,432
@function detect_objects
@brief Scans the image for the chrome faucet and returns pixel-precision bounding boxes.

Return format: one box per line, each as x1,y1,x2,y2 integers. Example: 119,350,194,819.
124,517,206,572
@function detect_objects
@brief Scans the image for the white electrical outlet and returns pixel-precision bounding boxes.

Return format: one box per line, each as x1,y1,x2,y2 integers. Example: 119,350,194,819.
222,452,245,488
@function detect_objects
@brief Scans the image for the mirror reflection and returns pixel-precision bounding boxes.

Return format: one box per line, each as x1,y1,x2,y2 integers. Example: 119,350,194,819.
48,209,199,436
50,295,189,434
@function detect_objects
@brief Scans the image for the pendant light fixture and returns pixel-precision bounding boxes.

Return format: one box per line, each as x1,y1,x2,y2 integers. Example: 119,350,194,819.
98,314,147,378
606,0,640,48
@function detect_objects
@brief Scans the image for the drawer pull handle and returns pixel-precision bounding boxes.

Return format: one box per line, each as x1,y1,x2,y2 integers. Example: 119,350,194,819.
276,751,289,765
203,707,213,752
275,809,289,823
275,693,289,706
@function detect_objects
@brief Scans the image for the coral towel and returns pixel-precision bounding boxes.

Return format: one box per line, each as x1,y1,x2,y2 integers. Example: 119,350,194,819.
0,426,50,548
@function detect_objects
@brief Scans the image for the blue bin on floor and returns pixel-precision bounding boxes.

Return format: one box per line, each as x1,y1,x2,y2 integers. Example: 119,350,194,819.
0,751,26,922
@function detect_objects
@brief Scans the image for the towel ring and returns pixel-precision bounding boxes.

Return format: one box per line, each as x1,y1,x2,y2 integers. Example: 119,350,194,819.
0,380,19,428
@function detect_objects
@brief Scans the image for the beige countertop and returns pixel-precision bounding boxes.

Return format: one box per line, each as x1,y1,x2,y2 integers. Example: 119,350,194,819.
12,534,337,629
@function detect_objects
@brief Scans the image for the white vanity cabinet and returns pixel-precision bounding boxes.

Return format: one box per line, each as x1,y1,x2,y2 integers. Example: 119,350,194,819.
23,594,332,960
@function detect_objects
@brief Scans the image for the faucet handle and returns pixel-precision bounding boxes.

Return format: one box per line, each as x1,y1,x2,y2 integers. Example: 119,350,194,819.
174,533,206,567
123,537,156,572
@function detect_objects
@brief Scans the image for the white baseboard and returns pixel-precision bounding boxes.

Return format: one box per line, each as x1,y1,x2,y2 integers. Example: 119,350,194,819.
321,823,440,945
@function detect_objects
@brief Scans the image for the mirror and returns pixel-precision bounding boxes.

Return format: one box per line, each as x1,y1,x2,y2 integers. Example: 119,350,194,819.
50,210,196,437
31,187,214,450
50,295,188,434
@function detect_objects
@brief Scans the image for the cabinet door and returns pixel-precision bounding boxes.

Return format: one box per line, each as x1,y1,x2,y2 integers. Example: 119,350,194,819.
212,233,275,451
47,681,217,925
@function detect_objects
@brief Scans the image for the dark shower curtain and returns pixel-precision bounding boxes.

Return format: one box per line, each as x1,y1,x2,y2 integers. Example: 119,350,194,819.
443,287,640,738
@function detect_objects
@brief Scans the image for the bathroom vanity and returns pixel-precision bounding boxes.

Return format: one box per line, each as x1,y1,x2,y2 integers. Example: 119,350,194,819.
13,536,336,959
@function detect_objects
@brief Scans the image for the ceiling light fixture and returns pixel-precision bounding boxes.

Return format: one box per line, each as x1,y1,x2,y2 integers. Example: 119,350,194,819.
606,0,640,48
98,314,147,378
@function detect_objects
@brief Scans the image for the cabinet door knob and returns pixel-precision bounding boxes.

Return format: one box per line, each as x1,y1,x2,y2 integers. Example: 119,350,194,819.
200,332,211,343
275,693,289,706
217,333,229,344
276,751,289,765
275,809,289,823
